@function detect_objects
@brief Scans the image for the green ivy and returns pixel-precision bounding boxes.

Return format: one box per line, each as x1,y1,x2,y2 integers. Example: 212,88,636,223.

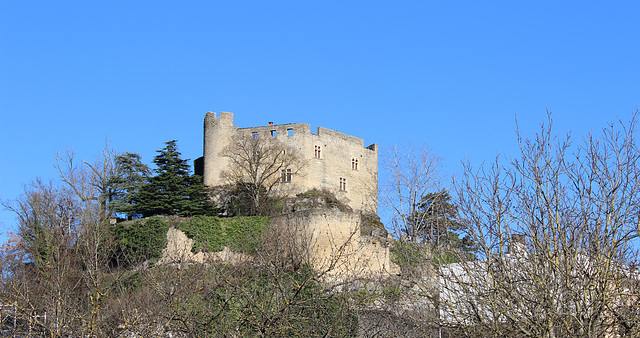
113,217,170,266
177,216,270,254
224,216,269,254
382,285,402,302
178,216,226,252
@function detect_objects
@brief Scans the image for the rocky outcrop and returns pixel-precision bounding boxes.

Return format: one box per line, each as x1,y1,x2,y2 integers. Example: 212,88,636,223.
158,227,252,265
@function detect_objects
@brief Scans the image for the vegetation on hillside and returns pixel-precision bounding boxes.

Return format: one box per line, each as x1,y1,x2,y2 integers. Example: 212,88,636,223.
112,217,170,267
4,112,640,336
0,214,358,336
177,215,269,253
0,139,370,336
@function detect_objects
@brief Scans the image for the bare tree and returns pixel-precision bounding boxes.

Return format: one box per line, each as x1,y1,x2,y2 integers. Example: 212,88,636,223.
2,179,83,335
2,144,120,336
221,133,304,215
440,112,640,337
55,142,118,221
54,145,123,334
380,144,443,242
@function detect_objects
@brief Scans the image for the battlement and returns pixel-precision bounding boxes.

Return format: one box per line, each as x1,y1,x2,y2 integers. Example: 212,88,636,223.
205,111,234,120
239,122,311,138
205,111,234,126
237,121,375,151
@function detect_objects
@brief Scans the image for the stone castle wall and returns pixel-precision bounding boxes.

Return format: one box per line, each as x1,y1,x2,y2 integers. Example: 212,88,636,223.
159,210,398,277
202,112,378,213
199,112,393,278
271,210,399,277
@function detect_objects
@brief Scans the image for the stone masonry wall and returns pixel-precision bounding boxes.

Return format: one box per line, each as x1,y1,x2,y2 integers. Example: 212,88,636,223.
202,112,378,213
271,210,399,278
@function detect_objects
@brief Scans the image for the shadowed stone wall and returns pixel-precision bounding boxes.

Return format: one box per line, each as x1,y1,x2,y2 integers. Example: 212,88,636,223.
271,210,399,277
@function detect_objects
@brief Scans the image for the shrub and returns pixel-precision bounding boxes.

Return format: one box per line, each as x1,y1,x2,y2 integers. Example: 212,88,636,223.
177,216,226,252
382,285,402,302
177,216,270,254
360,213,387,237
431,246,475,267
293,188,352,212
112,217,170,267
390,241,428,269
223,216,270,254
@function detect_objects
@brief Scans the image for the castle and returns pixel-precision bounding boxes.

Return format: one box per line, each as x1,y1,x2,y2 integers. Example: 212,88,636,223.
193,112,396,276
199,111,379,214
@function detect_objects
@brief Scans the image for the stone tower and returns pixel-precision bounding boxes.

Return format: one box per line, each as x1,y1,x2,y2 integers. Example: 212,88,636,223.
203,112,237,187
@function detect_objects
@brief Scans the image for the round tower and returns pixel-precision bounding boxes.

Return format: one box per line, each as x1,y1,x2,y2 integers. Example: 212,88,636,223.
203,111,236,187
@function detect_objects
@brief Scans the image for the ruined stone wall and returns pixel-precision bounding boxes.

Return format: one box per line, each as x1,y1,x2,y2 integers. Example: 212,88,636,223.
271,210,399,278
202,112,378,213
158,227,252,265
158,210,398,278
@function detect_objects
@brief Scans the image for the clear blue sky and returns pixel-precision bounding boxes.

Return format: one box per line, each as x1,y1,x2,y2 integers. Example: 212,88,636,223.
1,1,638,242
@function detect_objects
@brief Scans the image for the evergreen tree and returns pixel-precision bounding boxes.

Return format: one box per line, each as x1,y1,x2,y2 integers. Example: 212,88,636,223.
410,190,475,254
181,173,216,216
135,140,214,217
108,152,151,219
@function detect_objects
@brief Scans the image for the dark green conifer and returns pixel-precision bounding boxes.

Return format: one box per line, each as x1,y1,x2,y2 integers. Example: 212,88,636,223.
108,152,151,219
410,190,475,254
135,140,214,217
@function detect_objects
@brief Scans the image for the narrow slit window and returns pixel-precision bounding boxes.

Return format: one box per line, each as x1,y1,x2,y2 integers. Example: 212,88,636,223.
352,158,358,170
271,130,276,137
314,145,321,159
287,128,293,136
252,132,258,139
281,169,292,183
339,177,347,191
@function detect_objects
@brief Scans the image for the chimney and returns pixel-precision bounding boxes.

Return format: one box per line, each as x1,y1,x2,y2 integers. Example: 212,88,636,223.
509,234,527,256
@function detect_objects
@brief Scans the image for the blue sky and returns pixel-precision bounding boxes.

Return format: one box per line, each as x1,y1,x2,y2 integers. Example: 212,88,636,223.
1,1,638,242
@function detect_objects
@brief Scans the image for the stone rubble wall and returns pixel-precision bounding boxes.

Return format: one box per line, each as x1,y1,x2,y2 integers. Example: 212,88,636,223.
158,227,252,265
159,210,399,279
271,210,400,278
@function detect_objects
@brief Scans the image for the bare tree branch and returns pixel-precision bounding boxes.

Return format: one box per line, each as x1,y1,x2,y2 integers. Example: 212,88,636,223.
441,111,640,337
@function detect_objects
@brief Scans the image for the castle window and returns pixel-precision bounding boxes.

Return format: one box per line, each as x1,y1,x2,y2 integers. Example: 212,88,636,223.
281,168,292,183
314,145,321,159
271,130,276,137
352,158,358,170
287,128,293,136
252,132,258,139
339,177,347,191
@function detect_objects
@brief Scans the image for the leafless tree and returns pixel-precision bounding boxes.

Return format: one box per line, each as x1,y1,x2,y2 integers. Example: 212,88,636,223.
440,112,640,337
55,141,118,220
380,143,444,242
54,145,122,335
1,144,120,336
2,179,83,335
221,133,304,215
